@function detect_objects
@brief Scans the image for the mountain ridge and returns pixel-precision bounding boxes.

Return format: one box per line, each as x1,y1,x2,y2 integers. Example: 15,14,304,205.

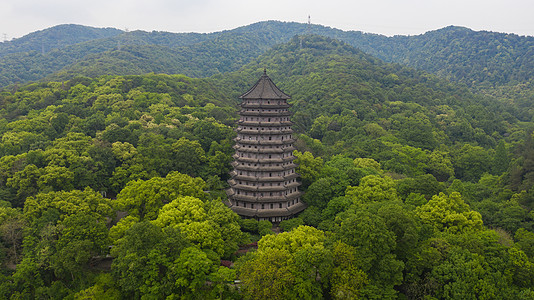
1,21,534,91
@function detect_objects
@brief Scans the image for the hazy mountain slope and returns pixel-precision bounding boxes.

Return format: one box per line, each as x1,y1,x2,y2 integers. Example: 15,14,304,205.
0,24,122,57
46,32,276,80
1,21,534,91
384,26,534,87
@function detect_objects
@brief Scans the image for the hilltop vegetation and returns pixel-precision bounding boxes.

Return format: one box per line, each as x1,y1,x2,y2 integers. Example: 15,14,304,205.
0,24,122,58
2,21,534,93
0,32,533,298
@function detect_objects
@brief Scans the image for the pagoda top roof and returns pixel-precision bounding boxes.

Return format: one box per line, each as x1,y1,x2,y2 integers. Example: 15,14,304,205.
240,70,290,100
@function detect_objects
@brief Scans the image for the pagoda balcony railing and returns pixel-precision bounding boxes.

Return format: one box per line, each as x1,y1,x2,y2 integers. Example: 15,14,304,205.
230,192,301,203
232,155,295,164
233,138,295,145
240,103,291,109
239,110,293,117
232,145,295,154
229,182,301,192
236,128,293,135
230,162,297,172
237,120,293,127
229,171,299,182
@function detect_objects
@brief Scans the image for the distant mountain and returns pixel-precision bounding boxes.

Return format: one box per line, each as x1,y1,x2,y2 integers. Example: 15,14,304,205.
1,21,534,90
380,26,534,87
46,31,278,81
0,24,123,58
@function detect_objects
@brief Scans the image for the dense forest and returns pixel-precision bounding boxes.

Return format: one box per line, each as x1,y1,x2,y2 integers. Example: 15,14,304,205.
2,21,534,91
0,26,533,299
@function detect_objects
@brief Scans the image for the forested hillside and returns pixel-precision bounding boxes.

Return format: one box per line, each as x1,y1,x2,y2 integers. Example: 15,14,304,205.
2,21,534,93
0,34,533,298
0,24,122,58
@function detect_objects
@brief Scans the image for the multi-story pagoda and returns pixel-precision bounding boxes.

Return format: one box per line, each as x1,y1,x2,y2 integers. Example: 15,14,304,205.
226,70,305,222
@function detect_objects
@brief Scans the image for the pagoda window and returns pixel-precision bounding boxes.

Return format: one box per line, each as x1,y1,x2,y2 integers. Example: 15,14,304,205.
236,201,239,206
262,204,265,209
243,203,247,208
279,203,282,208
251,204,254,209
270,204,273,209
270,192,273,196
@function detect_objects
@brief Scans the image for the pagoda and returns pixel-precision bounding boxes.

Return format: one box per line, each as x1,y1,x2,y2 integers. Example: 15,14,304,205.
226,70,305,222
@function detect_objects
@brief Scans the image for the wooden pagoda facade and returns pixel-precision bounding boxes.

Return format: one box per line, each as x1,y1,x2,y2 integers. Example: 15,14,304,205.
226,71,305,222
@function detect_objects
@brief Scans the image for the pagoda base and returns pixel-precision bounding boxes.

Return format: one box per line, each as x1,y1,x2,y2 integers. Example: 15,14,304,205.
225,201,306,223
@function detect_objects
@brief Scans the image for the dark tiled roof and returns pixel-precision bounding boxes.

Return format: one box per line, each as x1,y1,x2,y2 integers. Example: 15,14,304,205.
240,70,290,100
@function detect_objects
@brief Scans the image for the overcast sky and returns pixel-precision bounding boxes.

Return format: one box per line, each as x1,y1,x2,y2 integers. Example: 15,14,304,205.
1,0,533,40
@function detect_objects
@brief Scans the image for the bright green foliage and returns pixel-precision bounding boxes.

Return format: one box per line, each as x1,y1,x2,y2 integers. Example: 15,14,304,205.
209,266,237,299
416,192,483,233
115,171,206,220
108,215,139,243
345,175,400,204
430,247,510,299
508,247,534,288
382,144,429,177
294,151,324,188
259,225,325,253
73,273,121,300
336,209,399,273
153,196,242,258
239,248,298,300
353,157,381,171
3,189,113,297
23,188,113,226
154,196,207,227
111,222,188,298
173,246,215,297
330,242,368,299
240,226,330,300
515,228,534,259
51,213,109,282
